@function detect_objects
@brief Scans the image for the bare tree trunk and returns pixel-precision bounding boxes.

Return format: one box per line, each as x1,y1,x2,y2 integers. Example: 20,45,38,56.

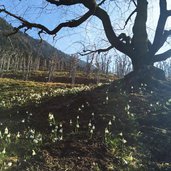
70,55,78,86
95,55,100,84
105,56,111,75
132,0,149,71
85,54,94,78
48,56,56,82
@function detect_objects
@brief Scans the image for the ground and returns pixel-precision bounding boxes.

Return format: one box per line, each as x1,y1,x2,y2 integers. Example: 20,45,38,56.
0,75,171,171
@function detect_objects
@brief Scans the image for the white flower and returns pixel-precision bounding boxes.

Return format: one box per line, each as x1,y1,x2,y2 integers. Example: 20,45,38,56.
88,122,92,127
2,148,6,154
127,104,130,110
48,113,54,120
162,129,167,134
92,113,94,116
33,139,39,144
32,150,36,156
30,135,34,139
4,127,8,135
59,123,63,127
7,133,11,138
77,116,79,119
59,128,63,133
108,120,112,126
119,132,123,136
16,132,21,138
86,101,89,104
106,96,109,101
121,138,127,144
123,158,128,164
105,128,109,134
53,137,58,142
7,162,12,167
90,129,93,134
30,129,35,134
156,101,159,105
70,120,72,125
92,125,95,130
22,119,25,123
76,124,80,128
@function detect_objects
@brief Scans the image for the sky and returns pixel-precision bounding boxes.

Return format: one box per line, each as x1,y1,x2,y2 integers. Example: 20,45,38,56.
0,0,171,57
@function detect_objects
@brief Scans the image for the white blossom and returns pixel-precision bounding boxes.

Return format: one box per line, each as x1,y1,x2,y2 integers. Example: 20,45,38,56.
105,128,109,134
108,120,112,126
32,150,36,156
4,127,8,135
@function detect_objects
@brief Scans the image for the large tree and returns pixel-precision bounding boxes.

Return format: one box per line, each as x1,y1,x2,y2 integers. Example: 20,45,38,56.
0,0,171,82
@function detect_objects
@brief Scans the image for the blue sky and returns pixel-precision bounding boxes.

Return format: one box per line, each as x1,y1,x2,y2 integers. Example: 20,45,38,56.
0,0,92,55
1,0,171,57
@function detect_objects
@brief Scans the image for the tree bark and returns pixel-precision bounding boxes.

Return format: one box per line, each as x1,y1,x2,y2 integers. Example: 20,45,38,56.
132,0,150,71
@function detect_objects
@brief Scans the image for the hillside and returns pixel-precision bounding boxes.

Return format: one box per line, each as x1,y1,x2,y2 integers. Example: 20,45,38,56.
0,77,171,170
0,18,85,71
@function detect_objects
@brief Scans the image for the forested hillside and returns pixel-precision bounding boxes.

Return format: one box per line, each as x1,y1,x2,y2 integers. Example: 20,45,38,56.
0,18,85,80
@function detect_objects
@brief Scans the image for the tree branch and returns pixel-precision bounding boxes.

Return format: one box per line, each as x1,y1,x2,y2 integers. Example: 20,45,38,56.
157,30,171,50
167,10,171,16
150,0,168,55
0,7,94,36
98,0,107,6
123,9,137,29
1,0,134,60
94,6,133,58
79,45,113,56
131,0,137,7
46,0,82,6
47,0,134,57
153,49,171,62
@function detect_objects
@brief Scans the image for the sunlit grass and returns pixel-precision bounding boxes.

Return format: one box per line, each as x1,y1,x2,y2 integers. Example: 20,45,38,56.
0,78,95,109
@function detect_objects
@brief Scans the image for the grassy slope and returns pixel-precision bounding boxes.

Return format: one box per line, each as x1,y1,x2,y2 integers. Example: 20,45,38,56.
0,71,116,85
0,78,171,170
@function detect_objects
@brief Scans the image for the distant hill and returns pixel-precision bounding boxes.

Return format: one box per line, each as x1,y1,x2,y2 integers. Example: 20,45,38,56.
0,18,86,70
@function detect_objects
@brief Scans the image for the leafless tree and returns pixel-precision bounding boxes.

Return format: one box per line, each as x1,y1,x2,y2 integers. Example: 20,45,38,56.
95,54,100,84
115,55,132,78
1,0,171,84
155,60,171,78
69,54,79,86
48,54,57,82
85,53,95,78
